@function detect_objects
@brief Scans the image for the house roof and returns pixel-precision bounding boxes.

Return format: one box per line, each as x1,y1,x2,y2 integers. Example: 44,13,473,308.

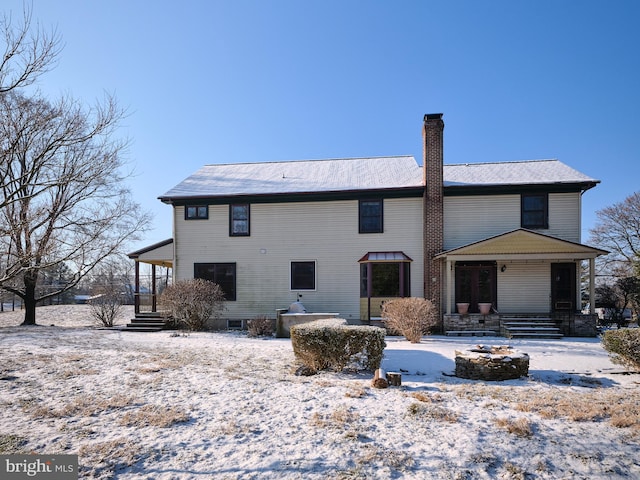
160,157,599,202
443,159,598,188
159,156,423,201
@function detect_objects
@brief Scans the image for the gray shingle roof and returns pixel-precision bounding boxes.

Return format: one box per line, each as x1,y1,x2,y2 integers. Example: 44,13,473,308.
160,157,598,200
160,156,423,200
443,159,598,187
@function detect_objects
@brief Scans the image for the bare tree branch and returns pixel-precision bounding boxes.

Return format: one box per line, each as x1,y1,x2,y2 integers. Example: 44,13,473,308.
0,3,62,93
0,90,152,325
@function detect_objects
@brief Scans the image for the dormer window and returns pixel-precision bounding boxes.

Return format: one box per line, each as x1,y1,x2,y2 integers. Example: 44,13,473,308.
521,193,548,229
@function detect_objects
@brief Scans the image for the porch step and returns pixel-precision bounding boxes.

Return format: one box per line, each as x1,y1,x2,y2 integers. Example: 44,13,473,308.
124,314,168,332
502,317,563,339
446,330,498,337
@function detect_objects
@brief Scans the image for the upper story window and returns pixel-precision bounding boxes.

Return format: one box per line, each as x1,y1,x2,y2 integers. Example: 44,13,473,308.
230,204,250,236
185,205,208,220
194,263,237,301
359,199,383,233
521,193,548,229
291,261,316,290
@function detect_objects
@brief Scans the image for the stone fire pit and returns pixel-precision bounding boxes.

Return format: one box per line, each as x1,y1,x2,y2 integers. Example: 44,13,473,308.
454,345,529,381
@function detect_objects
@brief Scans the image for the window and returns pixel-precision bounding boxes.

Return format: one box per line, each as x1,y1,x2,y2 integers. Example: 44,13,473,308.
194,263,236,301
185,205,208,220
291,261,316,290
360,262,410,297
521,193,548,229
359,199,383,233
230,204,250,236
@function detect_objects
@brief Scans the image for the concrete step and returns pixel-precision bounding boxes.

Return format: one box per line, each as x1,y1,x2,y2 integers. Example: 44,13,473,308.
503,322,557,328
446,330,498,337
507,332,564,339
123,325,164,332
506,326,560,331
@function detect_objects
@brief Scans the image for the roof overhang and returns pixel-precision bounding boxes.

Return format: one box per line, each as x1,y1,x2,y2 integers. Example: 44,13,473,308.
127,238,174,268
435,229,608,261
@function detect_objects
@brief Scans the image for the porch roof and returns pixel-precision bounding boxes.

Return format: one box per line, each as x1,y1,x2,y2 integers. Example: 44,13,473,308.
358,251,413,263
435,229,608,261
127,238,173,267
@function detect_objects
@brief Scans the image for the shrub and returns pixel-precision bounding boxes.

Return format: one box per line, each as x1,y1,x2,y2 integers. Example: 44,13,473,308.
88,286,123,327
247,315,274,337
601,328,640,371
381,297,437,343
159,279,226,331
290,318,386,372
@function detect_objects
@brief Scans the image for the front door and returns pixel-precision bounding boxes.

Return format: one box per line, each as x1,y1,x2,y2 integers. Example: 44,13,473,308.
551,263,576,311
455,262,497,313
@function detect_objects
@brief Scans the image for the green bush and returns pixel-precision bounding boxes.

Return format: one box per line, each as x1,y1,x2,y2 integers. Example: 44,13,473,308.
290,318,386,372
601,328,640,371
159,279,226,331
381,297,437,343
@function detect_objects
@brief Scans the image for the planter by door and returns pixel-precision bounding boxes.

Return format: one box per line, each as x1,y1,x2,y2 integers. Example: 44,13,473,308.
479,303,492,315
456,303,470,315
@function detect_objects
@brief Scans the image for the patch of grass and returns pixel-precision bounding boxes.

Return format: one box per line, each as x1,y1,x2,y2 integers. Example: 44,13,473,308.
494,417,534,437
310,405,361,429
0,434,27,454
26,394,137,419
356,444,416,472
78,438,144,477
406,402,458,423
345,384,369,398
118,404,190,428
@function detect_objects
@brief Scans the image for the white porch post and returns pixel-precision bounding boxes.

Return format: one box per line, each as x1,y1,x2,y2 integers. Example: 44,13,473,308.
589,257,596,314
446,258,452,315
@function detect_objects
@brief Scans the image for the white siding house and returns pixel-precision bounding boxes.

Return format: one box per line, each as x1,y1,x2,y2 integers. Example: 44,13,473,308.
130,114,607,336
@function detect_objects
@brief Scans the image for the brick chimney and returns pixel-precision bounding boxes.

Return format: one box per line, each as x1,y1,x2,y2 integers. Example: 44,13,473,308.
423,113,444,324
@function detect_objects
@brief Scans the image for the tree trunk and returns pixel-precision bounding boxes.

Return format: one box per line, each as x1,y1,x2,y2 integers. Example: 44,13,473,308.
20,274,37,326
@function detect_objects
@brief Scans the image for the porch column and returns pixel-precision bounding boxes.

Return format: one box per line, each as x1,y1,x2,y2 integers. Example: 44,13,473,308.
151,264,157,313
589,257,595,314
134,260,140,315
446,258,452,315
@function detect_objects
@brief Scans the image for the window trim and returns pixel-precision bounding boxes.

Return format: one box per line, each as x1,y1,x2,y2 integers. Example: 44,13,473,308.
229,204,250,236
185,205,208,220
290,260,317,291
193,262,237,301
359,198,383,234
521,193,549,229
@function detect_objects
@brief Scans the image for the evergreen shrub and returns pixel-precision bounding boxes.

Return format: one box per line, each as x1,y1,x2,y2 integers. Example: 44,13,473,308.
290,318,386,372
601,328,640,371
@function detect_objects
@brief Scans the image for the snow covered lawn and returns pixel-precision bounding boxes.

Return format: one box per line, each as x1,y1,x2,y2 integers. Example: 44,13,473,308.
1,306,639,479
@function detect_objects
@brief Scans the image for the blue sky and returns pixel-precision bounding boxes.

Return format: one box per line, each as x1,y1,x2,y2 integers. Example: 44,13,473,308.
4,1,640,249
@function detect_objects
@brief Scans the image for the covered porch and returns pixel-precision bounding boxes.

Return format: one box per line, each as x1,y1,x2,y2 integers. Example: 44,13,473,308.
127,239,173,315
436,229,608,337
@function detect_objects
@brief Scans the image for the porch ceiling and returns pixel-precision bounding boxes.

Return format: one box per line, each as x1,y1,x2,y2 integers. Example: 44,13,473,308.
436,229,608,261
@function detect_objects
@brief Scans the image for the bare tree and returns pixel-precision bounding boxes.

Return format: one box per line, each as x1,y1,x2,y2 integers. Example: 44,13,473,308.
0,89,151,325
0,3,61,93
589,192,640,276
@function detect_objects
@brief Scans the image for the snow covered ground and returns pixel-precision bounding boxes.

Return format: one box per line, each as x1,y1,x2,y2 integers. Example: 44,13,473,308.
1,305,639,479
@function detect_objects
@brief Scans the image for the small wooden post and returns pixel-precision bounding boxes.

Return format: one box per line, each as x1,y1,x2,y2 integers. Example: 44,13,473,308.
371,368,389,389
387,372,402,386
